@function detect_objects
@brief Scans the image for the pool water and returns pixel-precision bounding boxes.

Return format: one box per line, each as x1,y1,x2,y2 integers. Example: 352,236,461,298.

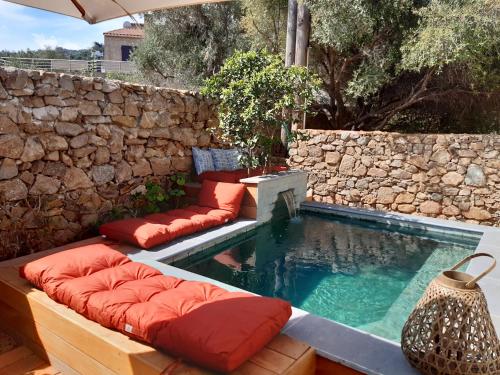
171,212,480,342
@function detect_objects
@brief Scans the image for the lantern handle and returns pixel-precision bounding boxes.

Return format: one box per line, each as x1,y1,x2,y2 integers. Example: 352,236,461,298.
450,253,496,288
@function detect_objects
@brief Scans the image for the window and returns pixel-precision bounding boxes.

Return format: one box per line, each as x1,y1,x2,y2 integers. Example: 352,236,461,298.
121,45,133,61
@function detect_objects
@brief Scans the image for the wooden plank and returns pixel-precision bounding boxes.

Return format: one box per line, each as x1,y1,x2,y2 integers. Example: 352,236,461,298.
240,206,257,219
0,353,45,375
316,355,363,375
266,335,309,360
242,186,258,207
284,348,315,375
249,347,295,374
29,363,61,375
0,346,32,369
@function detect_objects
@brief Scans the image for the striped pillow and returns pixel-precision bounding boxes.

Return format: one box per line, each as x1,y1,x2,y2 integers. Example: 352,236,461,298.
192,147,215,175
210,149,241,171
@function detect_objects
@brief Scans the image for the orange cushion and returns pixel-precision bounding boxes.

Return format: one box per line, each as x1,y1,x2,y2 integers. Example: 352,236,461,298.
20,245,292,372
99,218,171,249
145,213,196,240
198,180,246,218
185,205,234,222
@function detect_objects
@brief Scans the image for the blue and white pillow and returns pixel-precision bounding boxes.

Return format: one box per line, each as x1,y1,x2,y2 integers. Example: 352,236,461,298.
192,147,215,175
210,148,241,171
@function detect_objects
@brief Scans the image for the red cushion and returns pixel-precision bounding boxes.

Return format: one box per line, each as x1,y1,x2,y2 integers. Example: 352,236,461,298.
20,245,292,372
198,180,246,217
145,213,196,240
184,205,234,222
99,218,171,249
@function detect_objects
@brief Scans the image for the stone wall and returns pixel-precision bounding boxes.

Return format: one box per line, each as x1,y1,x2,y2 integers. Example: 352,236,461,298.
288,130,500,226
0,67,218,258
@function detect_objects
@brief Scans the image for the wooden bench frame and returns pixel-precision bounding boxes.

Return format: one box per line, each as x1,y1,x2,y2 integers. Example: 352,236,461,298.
0,252,315,375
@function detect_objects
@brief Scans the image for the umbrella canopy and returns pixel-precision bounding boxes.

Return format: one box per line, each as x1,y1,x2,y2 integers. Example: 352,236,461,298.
2,0,230,24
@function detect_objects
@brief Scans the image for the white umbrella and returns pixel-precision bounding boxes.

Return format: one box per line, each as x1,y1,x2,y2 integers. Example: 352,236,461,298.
1,0,230,24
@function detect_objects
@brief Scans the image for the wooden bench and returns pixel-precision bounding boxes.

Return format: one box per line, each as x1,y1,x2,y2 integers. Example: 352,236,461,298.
0,252,315,375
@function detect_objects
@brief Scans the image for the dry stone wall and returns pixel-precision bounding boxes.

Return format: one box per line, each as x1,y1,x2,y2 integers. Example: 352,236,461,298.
288,130,500,226
0,67,218,258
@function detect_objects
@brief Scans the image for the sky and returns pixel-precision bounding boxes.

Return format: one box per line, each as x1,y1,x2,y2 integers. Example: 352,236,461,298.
0,1,137,51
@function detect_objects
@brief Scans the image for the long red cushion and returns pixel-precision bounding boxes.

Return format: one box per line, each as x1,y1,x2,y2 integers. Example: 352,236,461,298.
99,218,172,249
198,180,246,217
20,244,291,372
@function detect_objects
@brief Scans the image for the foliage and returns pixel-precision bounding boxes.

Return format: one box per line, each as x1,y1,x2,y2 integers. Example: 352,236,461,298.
240,0,288,54
131,175,187,215
132,3,245,88
202,50,320,168
305,0,500,131
0,45,100,60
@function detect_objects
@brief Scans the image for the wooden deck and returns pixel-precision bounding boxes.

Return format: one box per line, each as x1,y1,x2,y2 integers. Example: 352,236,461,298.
0,250,316,375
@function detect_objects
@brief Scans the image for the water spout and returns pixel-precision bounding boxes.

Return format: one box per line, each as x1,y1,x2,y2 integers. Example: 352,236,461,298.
280,189,297,218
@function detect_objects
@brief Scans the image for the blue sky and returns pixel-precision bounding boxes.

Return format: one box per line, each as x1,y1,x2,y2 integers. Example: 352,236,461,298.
0,2,138,51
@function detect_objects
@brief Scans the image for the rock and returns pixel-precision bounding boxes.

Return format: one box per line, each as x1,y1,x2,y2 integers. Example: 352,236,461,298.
60,107,79,122
70,134,89,148
85,91,105,101
64,167,93,190
115,160,132,183
92,165,115,185
376,187,395,204
33,106,59,121
151,157,171,175
338,155,356,175
430,149,451,165
395,192,415,204
420,201,441,215
0,115,18,134
59,75,74,91
465,164,486,186
103,103,123,116
96,124,111,139
442,205,460,216
94,147,110,165
132,160,152,177
30,175,61,195
171,156,191,172
0,179,28,201
368,168,388,178
0,158,18,180
108,90,123,103
325,151,341,165
441,172,464,186
55,122,84,136
463,207,491,220
407,155,427,169
42,162,66,177
112,115,136,128
0,134,23,158
78,101,101,116
398,204,416,213
39,134,68,151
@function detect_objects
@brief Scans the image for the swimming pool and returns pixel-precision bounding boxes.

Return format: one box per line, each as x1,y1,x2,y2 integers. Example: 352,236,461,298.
171,212,480,342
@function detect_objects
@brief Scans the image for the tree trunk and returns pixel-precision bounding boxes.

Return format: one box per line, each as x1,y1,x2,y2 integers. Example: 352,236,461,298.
282,0,299,146
294,3,311,130
285,0,298,67
295,3,310,67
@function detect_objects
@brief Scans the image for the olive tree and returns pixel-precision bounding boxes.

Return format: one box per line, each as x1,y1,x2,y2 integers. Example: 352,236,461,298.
202,50,320,170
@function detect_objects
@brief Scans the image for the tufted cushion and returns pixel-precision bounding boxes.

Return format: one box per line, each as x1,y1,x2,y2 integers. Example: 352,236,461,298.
192,147,215,175
198,180,246,217
99,218,171,249
20,245,292,372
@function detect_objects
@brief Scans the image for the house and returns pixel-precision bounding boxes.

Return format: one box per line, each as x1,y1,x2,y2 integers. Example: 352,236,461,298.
103,22,144,61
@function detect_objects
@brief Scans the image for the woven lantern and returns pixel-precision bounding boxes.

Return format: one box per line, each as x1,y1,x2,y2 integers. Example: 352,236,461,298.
402,253,500,375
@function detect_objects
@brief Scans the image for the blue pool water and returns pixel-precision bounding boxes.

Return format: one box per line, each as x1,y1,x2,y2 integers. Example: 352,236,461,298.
171,212,480,342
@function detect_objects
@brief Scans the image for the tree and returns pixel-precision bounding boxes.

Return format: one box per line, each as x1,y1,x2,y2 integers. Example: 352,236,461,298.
305,0,500,131
133,3,245,88
202,51,320,170
240,0,288,54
